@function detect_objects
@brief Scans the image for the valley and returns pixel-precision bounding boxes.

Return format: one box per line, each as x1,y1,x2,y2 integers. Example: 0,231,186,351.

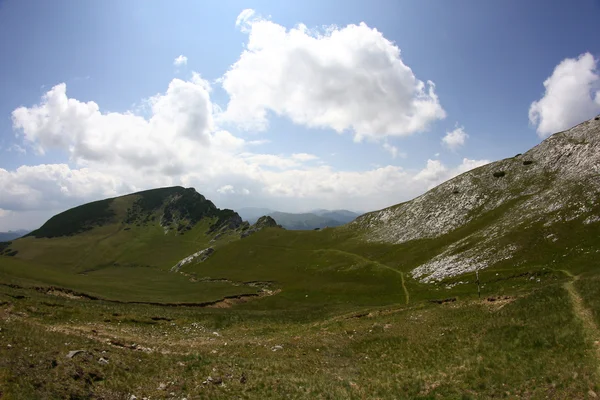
1,117,600,399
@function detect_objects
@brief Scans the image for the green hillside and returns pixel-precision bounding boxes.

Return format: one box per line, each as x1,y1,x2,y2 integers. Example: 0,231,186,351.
1,118,600,398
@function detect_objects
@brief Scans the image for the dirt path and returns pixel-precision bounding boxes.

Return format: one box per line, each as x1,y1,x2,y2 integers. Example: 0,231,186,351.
322,248,410,305
564,275,600,382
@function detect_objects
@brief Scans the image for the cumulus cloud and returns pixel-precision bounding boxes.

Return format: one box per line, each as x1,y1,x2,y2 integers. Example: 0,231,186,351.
442,126,468,150
12,75,215,167
221,10,445,140
173,55,188,66
2,13,488,230
529,52,600,138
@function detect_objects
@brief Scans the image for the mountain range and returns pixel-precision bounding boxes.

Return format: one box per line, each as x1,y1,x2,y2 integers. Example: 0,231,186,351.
237,207,361,229
0,229,29,241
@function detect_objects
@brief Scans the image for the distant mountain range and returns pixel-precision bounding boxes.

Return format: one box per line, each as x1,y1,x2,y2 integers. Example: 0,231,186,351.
0,229,30,241
236,207,362,230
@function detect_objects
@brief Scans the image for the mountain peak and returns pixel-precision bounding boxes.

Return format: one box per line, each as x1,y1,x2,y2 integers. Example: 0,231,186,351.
28,186,241,238
351,116,600,282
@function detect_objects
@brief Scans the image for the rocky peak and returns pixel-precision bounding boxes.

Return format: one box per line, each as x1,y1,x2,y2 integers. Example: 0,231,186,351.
241,215,283,238
350,116,600,282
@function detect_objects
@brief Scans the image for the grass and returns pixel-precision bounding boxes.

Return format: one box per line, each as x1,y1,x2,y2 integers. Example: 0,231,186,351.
0,257,258,304
1,174,599,398
0,274,598,399
2,217,599,398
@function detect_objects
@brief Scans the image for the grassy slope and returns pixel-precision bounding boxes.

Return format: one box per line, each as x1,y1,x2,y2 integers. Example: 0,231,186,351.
0,257,257,303
0,273,597,399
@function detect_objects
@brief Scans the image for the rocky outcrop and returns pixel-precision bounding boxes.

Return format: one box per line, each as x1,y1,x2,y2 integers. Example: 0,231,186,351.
350,116,600,282
241,216,282,238
171,247,215,272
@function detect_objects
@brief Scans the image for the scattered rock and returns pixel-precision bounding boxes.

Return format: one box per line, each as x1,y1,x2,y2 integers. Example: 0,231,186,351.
171,247,215,272
98,357,109,365
66,350,85,359
158,382,167,390
129,395,137,400
589,389,598,398
271,345,283,352
204,376,223,385
241,216,283,238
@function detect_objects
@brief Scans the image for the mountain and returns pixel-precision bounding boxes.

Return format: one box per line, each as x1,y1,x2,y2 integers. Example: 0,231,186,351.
237,207,275,224
0,229,29,241
238,208,361,229
267,211,342,230
313,209,361,224
27,186,241,239
2,186,256,272
351,116,600,282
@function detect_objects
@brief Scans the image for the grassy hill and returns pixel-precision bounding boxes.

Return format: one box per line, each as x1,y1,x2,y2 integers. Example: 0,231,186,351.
1,118,600,398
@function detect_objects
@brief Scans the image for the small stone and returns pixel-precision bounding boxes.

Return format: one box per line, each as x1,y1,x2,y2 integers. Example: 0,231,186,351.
589,390,598,398
271,345,283,351
98,357,109,365
129,395,137,400
66,350,84,359
212,331,220,337
7,344,12,349
158,382,167,390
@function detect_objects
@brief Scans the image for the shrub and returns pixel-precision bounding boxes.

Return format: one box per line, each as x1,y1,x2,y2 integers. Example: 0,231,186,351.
523,160,533,166
493,171,506,178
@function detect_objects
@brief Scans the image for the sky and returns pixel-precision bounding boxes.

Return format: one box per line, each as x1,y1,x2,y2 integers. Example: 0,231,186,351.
1,0,600,231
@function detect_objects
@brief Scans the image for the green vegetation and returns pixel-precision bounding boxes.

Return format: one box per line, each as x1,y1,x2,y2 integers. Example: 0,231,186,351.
2,118,600,400
28,197,117,238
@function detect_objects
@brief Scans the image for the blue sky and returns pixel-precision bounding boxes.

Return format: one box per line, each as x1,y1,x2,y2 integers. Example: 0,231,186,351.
1,0,600,230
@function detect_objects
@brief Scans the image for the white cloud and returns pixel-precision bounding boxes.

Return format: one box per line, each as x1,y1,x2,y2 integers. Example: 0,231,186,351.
222,11,445,140
0,164,126,212
173,55,188,66
235,9,256,30
3,45,483,229
12,76,215,167
217,184,235,194
291,153,318,162
8,144,26,154
383,143,404,158
529,52,600,138
414,158,489,190
442,126,468,150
